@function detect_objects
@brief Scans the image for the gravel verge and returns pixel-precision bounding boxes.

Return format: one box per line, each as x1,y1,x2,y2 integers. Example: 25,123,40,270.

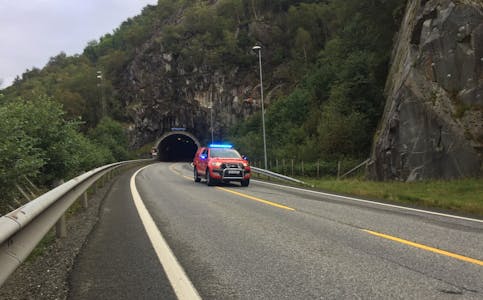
0,177,117,300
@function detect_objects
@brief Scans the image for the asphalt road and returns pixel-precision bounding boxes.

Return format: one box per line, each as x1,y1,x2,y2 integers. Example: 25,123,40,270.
69,162,483,299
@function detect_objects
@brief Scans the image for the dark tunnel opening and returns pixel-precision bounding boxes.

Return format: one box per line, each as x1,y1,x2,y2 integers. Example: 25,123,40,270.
157,134,199,162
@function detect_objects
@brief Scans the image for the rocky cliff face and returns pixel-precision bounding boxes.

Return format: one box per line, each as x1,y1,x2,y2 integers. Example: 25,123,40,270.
370,0,483,181
120,31,270,148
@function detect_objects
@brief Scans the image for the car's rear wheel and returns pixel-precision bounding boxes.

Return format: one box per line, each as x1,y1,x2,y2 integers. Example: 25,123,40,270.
194,167,201,182
206,169,215,186
241,179,250,187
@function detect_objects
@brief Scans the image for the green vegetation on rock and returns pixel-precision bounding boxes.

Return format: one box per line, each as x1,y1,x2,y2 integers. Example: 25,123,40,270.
230,0,404,163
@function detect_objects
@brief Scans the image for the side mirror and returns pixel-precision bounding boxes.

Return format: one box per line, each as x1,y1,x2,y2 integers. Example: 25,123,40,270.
242,155,248,161
200,154,207,160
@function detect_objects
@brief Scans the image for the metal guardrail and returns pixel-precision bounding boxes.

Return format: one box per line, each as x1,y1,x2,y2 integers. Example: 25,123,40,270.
0,159,150,286
251,167,306,185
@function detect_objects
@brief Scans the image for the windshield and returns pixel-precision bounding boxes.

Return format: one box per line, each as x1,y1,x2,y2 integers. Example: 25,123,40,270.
209,148,241,158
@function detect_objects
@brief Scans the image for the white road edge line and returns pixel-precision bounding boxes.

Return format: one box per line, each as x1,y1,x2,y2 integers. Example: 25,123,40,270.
130,165,201,300
252,180,483,224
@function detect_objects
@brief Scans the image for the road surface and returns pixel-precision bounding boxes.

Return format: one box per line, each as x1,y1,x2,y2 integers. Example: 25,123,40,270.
69,162,483,299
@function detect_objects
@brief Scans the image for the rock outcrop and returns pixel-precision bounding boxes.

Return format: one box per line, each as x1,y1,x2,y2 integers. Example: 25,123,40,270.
119,21,280,147
121,47,259,147
370,0,483,181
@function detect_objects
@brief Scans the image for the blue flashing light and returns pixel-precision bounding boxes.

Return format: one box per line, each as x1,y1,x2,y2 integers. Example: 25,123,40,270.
209,144,233,148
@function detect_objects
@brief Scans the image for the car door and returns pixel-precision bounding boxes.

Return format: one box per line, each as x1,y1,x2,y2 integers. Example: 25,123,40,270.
198,148,209,175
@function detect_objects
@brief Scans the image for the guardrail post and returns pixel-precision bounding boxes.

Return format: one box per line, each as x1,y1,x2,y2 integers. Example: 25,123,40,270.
337,161,341,180
291,159,294,177
82,192,88,209
53,179,67,238
56,214,67,238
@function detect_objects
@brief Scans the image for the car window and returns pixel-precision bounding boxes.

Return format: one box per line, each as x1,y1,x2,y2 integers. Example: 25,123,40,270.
209,148,241,158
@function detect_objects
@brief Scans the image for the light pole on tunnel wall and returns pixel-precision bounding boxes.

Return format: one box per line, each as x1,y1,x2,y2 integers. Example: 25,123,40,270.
252,45,268,170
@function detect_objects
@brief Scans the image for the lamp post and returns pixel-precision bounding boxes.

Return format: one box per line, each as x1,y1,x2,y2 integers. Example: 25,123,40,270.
252,45,268,170
96,70,105,118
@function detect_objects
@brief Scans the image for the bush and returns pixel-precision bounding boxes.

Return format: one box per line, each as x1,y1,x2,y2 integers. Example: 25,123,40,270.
0,97,123,214
88,117,131,162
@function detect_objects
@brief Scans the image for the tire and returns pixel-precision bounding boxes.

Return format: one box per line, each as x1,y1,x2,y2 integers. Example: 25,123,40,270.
206,169,215,186
194,167,201,182
241,179,250,187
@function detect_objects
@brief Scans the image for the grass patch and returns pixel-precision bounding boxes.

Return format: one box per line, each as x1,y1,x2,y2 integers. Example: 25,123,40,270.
302,177,483,217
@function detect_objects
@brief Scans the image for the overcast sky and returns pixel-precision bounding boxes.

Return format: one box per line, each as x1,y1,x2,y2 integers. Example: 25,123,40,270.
0,0,157,89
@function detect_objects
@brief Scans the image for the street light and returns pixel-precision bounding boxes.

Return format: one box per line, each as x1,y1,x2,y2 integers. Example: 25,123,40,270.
96,70,105,118
252,45,268,170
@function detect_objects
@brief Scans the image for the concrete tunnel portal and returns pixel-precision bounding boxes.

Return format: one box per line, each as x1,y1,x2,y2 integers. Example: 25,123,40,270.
155,131,200,162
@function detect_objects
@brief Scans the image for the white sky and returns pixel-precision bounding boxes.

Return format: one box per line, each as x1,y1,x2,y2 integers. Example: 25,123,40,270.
0,0,157,88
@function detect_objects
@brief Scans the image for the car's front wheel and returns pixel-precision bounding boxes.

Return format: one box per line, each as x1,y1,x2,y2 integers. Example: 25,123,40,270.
241,179,250,187
206,169,215,186
194,167,201,182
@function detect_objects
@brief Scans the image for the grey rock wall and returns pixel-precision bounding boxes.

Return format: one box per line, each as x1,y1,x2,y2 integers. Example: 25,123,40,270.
370,0,483,181
120,38,262,148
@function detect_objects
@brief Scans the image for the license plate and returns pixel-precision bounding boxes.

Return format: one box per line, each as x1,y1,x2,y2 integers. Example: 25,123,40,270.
228,170,240,175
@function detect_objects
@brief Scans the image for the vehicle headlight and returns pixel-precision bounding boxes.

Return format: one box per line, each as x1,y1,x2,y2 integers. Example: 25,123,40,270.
211,161,222,167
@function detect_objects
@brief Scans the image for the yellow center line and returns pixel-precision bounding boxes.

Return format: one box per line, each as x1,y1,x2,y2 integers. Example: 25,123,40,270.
169,164,183,176
216,187,295,211
170,165,193,182
169,164,294,211
169,165,482,265
363,229,483,266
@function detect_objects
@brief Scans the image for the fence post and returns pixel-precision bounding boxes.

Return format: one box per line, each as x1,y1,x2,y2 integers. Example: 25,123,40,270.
23,184,36,199
337,161,341,180
291,159,294,177
23,176,40,193
15,185,32,202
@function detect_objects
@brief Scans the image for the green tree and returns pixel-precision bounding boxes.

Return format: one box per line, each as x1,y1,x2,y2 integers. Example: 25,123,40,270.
88,117,130,161
0,100,44,202
294,27,312,63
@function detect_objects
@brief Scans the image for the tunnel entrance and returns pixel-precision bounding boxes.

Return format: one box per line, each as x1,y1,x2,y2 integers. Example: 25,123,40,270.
156,131,200,162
